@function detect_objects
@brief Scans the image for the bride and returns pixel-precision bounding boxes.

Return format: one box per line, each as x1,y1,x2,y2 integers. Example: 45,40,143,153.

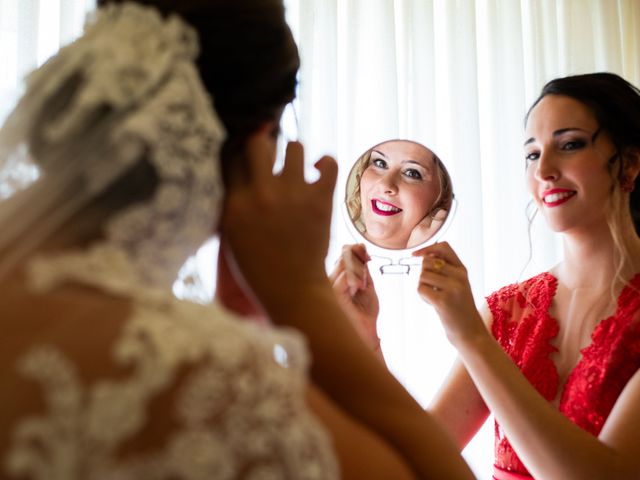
0,1,474,479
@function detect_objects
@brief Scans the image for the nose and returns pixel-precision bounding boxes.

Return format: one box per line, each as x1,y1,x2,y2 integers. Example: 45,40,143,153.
534,150,560,182
377,171,398,194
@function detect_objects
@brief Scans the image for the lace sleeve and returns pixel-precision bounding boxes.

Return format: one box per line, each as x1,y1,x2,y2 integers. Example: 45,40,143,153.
4,299,339,480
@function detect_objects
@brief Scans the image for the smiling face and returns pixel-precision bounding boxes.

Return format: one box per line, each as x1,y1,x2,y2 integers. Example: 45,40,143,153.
525,94,617,234
359,140,442,249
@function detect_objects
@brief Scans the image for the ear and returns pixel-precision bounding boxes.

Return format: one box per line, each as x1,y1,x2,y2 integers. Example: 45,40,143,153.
255,120,279,139
623,148,640,183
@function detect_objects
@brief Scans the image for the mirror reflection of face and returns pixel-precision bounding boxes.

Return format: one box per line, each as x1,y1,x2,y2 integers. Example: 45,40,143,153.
358,140,442,249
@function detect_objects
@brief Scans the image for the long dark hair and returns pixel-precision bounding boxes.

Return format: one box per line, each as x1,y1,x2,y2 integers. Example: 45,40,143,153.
526,72,640,234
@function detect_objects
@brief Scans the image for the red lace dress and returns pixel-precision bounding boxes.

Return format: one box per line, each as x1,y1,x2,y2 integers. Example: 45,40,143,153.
487,272,640,480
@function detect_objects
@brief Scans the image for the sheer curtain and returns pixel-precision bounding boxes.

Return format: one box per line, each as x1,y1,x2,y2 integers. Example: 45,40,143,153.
0,0,96,121
285,0,640,476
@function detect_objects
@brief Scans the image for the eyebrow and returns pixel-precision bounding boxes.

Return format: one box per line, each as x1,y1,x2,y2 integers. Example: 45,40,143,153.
402,160,430,170
523,127,591,147
371,149,388,158
372,150,429,166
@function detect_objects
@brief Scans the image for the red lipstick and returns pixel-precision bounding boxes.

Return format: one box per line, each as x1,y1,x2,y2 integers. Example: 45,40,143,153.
541,188,576,207
371,199,402,216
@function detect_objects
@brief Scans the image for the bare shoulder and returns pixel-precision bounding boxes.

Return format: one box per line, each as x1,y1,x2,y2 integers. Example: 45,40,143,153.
0,278,132,360
0,279,133,451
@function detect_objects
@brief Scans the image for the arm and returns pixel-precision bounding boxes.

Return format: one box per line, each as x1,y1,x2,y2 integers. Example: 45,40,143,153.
221,135,476,480
428,357,490,450
415,242,640,480
305,382,414,479
428,302,492,450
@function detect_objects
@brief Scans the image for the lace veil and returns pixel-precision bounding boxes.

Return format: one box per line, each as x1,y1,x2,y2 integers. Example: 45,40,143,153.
0,2,225,290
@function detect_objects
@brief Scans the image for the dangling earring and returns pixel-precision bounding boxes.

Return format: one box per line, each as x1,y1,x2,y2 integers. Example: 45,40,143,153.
621,176,635,193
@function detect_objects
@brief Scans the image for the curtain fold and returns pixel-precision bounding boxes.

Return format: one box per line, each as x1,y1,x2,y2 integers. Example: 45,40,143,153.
0,0,95,121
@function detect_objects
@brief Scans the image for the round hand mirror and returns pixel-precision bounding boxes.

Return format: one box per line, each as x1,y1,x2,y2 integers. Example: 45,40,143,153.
343,139,456,270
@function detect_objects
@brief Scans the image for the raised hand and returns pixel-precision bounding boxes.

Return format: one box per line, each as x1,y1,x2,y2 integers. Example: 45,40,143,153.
330,244,380,350
412,241,487,346
407,208,448,248
220,133,338,311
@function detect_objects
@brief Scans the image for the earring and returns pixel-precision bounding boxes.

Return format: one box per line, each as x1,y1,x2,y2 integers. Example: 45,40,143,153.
621,176,635,193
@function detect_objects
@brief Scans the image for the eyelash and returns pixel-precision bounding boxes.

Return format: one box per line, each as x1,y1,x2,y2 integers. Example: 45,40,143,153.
371,159,424,180
403,169,423,180
371,158,387,169
524,140,588,164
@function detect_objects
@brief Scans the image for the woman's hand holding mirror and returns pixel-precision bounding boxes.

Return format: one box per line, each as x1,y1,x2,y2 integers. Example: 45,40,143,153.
330,244,381,350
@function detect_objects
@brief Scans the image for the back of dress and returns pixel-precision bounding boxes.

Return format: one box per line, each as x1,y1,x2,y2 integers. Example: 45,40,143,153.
1,262,338,480
0,4,338,478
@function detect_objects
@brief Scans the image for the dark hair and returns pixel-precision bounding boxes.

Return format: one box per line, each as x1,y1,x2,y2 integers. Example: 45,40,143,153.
98,0,300,184
525,72,640,234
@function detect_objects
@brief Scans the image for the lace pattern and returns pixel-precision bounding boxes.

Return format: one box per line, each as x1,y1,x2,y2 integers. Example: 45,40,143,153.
6,253,339,480
487,272,640,475
3,4,339,479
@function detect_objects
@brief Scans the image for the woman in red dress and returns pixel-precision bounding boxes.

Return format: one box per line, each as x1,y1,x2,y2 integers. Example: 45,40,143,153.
335,72,640,479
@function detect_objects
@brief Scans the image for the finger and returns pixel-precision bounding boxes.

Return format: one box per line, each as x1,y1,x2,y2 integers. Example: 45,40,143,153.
332,269,351,297
433,208,448,221
363,263,375,290
418,270,454,291
341,244,371,294
416,215,434,230
350,243,371,263
417,282,445,305
342,247,367,285
313,155,338,198
246,132,277,184
329,257,345,284
281,141,305,179
413,241,463,267
419,255,470,287
421,255,449,275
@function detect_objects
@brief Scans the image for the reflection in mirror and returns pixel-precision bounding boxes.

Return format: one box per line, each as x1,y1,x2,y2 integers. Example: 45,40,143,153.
345,139,454,250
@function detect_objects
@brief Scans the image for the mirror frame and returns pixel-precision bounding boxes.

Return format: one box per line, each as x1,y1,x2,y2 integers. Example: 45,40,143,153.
341,139,457,271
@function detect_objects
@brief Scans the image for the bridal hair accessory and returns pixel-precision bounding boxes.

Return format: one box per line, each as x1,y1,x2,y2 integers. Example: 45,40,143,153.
0,2,225,288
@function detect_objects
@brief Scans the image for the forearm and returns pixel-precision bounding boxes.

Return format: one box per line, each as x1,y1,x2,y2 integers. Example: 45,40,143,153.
456,332,635,480
264,281,475,480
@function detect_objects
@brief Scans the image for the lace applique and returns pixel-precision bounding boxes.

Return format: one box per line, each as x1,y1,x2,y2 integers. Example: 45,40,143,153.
5,279,339,480
487,273,640,475
488,273,559,474
559,275,640,435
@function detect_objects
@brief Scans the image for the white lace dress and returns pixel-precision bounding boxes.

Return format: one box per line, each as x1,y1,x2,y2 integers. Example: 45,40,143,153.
3,248,339,480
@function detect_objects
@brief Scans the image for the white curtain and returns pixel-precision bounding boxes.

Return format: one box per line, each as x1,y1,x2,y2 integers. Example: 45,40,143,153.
285,0,640,476
0,0,96,121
